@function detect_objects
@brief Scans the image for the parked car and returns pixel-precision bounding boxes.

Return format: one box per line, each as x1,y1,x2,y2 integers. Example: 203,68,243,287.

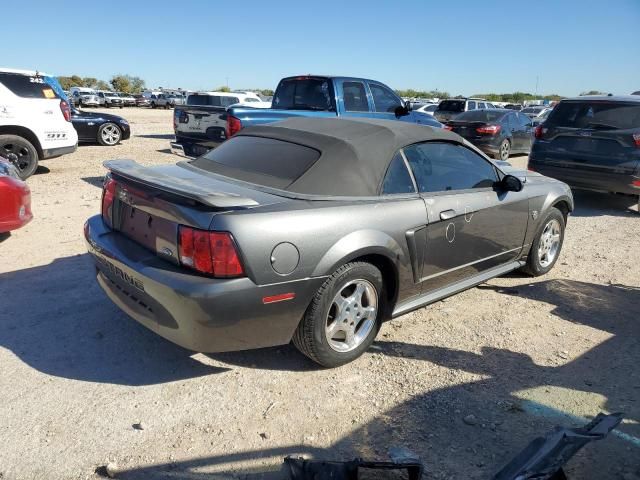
117,92,136,107
0,157,32,233
521,106,550,118
149,93,179,109
504,104,523,111
85,117,573,367
445,109,533,160
194,75,443,158
70,108,131,146
529,95,640,206
133,94,150,107
415,103,438,116
0,68,77,179
531,108,553,126
97,91,124,108
70,87,100,108
433,98,493,123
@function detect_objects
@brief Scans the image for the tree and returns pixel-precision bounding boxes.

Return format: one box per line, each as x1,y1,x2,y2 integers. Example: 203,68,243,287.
110,74,146,93
580,90,606,96
95,80,111,91
216,85,231,92
260,89,274,96
82,77,98,88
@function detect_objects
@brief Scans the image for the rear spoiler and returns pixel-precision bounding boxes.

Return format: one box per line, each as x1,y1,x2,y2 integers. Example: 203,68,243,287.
104,159,259,208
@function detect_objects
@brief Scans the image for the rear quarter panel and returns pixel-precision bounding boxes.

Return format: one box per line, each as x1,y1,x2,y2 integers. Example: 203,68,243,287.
227,107,338,128
211,197,428,305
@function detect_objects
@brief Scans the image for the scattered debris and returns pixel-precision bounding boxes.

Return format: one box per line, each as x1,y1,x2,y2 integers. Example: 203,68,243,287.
263,401,278,419
463,414,478,426
132,422,144,431
259,432,269,440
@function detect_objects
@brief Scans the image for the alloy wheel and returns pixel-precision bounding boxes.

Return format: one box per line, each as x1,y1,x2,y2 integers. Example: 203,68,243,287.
325,279,378,352
101,124,121,145
538,219,561,267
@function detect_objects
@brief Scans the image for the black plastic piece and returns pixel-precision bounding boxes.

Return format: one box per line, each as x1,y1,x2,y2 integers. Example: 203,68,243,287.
285,456,424,480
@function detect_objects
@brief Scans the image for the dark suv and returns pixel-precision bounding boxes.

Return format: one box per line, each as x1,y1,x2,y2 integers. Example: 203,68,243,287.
528,96,640,203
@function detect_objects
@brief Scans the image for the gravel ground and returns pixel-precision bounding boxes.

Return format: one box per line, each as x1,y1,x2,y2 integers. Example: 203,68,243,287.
1,108,639,480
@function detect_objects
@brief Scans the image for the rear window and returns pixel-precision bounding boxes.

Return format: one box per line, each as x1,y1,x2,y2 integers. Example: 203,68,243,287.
0,73,60,99
191,136,321,189
272,78,336,111
547,101,640,130
438,100,464,112
454,110,507,122
187,94,240,107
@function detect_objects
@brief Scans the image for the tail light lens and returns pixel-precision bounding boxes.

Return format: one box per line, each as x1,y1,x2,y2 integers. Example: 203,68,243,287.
101,175,117,224
443,124,453,131
226,115,242,138
60,100,71,122
178,226,245,278
476,124,501,135
534,125,547,139
633,133,640,148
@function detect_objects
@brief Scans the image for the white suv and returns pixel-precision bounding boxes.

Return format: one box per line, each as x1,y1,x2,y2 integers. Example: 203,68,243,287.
0,68,77,179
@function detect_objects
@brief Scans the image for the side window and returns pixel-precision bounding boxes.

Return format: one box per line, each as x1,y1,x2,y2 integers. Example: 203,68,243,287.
487,103,495,109
478,102,486,109
403,142,498,193
518,113,532,127
369,83,402,113
467,101,477,110
342,82,369,112
381,153,416,194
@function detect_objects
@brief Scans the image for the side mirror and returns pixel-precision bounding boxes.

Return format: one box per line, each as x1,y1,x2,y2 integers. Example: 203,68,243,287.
395,101,411,117
500,174,523,192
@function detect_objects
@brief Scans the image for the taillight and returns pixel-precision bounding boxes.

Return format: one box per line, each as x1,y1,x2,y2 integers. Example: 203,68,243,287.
101,175,117,224
476,124,501,135
633,133,640,148
443,124,453,131
226,115,242,138
60,100,71,122
178,226,245,278
534,125,547,139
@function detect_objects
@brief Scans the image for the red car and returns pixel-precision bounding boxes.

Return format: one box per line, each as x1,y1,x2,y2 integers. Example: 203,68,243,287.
0,158,32,233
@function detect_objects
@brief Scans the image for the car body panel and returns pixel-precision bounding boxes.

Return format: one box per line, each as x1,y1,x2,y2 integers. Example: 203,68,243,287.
0,160,32,232
71,109,131,143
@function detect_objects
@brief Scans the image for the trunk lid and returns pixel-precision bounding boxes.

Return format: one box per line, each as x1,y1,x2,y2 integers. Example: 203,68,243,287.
446,120,489,139
103,160,285,263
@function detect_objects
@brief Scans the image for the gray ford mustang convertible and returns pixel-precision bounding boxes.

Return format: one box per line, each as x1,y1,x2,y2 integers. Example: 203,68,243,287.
85,117,573,367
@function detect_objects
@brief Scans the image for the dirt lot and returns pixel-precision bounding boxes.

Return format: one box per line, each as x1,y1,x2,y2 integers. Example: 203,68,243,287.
1,108,639,480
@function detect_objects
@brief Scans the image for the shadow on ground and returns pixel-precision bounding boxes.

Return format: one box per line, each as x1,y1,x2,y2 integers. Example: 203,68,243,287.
114,279,639,479
0,254,228,386
571,189,639,217
137,134,175,140
81,176,105,188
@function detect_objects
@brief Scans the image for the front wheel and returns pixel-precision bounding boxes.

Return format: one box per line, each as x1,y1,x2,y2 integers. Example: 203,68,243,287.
97,123,122,146
292,262,383,368
0,134,39,180
521,207,565,276
493,139,511,160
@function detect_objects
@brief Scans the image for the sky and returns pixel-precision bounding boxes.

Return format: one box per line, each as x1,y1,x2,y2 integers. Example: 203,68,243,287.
2,0,639,97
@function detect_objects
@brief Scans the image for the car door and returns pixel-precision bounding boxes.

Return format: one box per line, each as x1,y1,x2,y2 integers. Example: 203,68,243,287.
402,141,529,293
71,110,97,141
505,112,523,150
516,112,533,152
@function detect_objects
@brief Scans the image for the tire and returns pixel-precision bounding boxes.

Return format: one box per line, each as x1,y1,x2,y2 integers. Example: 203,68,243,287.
292,262,384,368
151,102,156,109
119,105,123,109
0,134,39,180
493,139,511,160
97,123,122,146
521,207,565,276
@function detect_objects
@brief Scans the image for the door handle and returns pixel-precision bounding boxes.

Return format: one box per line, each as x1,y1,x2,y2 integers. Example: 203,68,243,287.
440,209,456,220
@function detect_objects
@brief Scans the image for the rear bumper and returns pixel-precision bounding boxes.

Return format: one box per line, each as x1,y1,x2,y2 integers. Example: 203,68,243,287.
171,133,225,157
42,143,77,160
84,215,323,353
529,158,640,196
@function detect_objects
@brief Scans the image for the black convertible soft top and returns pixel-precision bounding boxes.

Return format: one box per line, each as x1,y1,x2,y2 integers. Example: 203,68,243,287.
192,117,463,197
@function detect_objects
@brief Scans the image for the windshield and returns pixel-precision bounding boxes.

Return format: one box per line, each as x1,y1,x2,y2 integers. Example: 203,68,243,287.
273,78,335,111
192,136,320,189
547,101,640,130
437,100,465,112
454,110,507,122
522,107,541,114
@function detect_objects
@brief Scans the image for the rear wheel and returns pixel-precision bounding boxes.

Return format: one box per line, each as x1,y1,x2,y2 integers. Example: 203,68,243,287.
493,139,511,160
0,134,39,180
98,123,122,146
292,262,383,368
521,207,565,276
